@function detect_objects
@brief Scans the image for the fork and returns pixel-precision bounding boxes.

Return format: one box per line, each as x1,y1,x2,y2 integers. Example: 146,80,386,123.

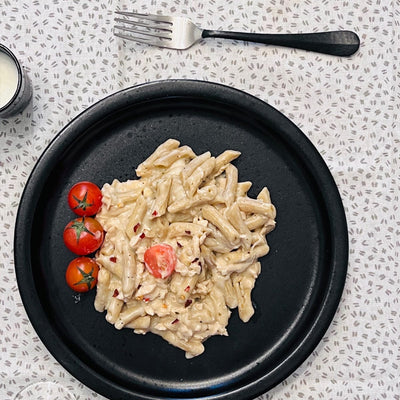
114,12,360,56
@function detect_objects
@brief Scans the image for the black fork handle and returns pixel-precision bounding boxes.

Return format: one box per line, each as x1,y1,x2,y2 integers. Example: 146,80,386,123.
201,30,360,56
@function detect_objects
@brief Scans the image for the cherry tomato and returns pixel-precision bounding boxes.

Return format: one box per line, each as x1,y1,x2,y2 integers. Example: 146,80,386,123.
63,217,104,255
144,243,177,279
65,257,99,292
68,181,102,216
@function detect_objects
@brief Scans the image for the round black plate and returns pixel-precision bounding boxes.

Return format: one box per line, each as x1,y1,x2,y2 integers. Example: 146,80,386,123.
14,80,348,400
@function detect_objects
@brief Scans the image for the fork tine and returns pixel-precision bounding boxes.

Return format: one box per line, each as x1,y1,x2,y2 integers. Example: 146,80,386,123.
115,11,173,24
114,31,171,48
114,25,172,41
114,17,172,33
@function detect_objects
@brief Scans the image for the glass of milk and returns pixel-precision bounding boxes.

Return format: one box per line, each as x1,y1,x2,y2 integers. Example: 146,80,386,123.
0,44,32,118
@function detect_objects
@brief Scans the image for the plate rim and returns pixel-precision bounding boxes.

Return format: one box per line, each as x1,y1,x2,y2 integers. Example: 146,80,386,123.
14,79,348,400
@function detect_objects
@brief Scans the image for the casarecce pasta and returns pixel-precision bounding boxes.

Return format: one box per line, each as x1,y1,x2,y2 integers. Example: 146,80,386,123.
94,139,276,358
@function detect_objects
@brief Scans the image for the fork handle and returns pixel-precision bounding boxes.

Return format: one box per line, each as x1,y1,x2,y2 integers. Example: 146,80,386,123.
201,30,360,56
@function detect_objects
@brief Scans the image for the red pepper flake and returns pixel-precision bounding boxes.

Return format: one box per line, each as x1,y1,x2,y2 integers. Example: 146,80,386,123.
139,232,146,239
191,258,199,263
171,318,179,324
112,289,119,297
184,285,190,292
144,297,150,303
133,223,140,233
152,210,158,216
185,299,192,308
185,230,191,235
109,256,117,263
177,242,182,248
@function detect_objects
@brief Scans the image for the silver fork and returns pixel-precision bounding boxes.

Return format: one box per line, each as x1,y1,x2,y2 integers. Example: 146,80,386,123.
114,12,360,57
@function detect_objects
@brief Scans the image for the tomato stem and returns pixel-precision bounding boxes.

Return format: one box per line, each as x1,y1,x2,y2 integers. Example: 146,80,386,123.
72,191,93,211
74,266,96,290
68,217,95,243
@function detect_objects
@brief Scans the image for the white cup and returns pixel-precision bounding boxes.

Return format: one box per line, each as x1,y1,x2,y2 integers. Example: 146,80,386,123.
0,44,32,118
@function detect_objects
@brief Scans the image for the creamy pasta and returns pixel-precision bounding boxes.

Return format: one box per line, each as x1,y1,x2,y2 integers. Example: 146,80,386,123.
94,139,276,358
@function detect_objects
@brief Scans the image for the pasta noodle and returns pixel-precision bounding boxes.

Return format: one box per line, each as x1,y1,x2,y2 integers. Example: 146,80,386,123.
94,139,276,358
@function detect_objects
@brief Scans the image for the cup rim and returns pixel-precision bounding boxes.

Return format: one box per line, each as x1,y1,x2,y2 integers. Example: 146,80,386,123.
0,43,23,112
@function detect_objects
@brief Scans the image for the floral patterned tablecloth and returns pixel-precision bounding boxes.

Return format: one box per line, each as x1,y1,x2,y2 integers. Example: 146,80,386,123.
1,1,399,399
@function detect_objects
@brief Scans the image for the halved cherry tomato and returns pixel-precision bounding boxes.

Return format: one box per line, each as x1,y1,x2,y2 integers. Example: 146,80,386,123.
65,257,99,292
63,217,104,255
144,243,177,279
68,181,102,216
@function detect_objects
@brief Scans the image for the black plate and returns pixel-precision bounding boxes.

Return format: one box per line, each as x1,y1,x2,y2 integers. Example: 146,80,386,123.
14,80,348,400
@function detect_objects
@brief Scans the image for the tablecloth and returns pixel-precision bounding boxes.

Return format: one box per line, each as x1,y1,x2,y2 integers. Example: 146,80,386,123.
1,1,399,399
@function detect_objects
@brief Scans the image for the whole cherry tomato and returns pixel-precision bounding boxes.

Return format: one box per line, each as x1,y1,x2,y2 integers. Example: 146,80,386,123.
65,257,99,292
68,181,102,216
63,217,104,255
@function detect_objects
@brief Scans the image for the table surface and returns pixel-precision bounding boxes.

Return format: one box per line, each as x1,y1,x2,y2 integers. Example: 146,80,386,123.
1,1,399,400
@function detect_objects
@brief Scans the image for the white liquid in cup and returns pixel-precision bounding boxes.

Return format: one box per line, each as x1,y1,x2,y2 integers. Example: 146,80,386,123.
0,50,19,109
